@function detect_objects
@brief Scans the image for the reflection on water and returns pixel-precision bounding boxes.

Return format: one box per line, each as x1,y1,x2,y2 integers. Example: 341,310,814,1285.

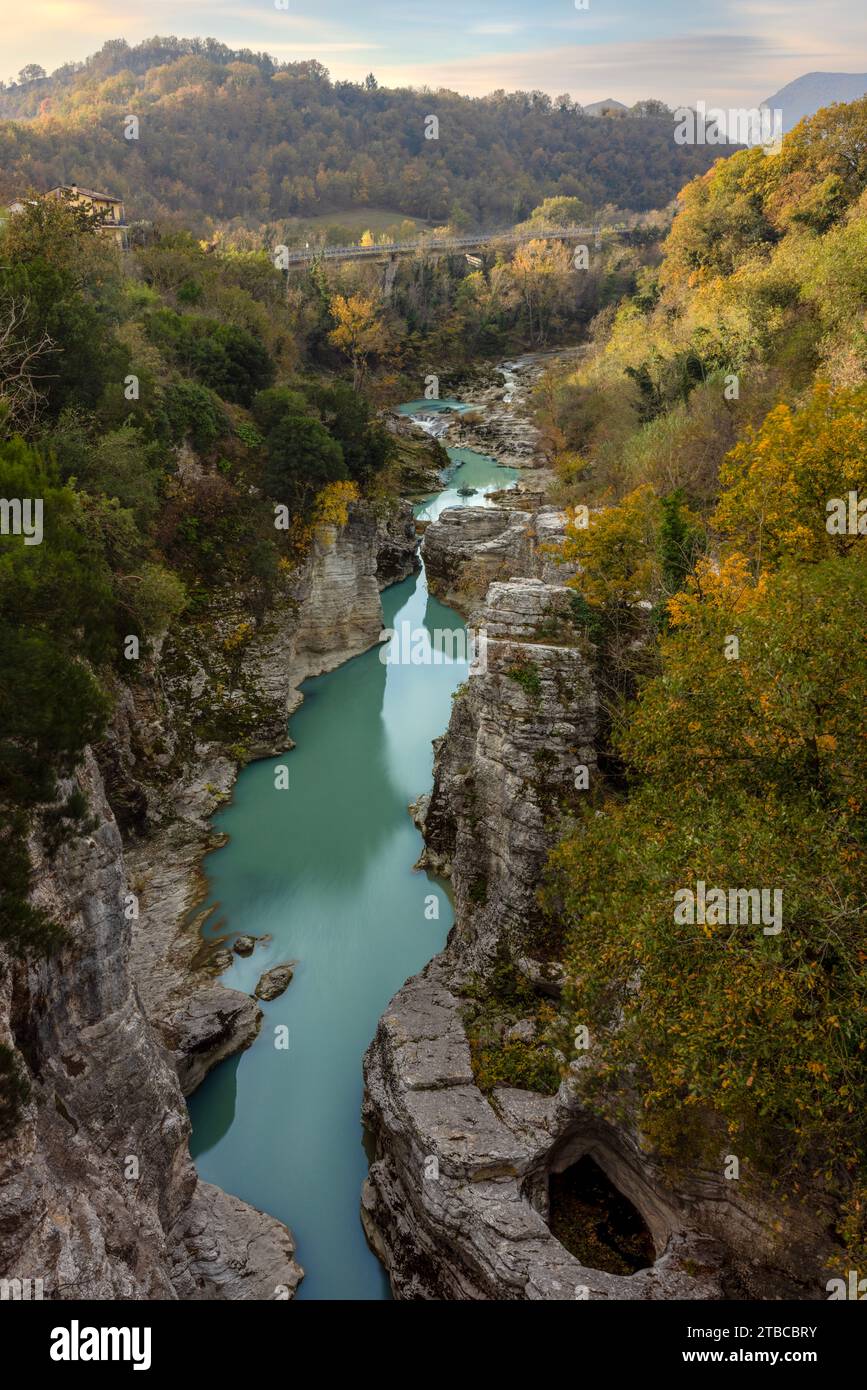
415,446,518,522
189,444,516,1300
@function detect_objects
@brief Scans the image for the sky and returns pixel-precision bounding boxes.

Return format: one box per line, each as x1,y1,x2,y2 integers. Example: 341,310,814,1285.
3,0,867,106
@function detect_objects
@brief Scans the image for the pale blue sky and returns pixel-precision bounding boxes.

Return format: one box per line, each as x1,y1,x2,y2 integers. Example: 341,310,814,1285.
4,0,867,105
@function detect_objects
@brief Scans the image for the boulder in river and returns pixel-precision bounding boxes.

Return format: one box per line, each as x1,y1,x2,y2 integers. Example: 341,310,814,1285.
233,935,257,956
255,962,295,1000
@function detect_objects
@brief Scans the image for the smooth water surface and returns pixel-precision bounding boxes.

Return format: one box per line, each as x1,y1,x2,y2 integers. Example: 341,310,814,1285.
415,446,517,522
189,440,517,1299
396,396,475,415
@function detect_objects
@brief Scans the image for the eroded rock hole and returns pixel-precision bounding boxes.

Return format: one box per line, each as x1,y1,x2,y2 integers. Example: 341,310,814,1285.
548,1155,656,1275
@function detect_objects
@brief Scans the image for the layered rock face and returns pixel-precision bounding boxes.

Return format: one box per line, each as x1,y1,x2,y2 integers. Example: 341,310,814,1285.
364,507,831,1301
1,499,415,1301
447,401,542,469
363,942,831,1301
383,413,451,495
417,576,597,977
362,960,727,1301
0,753,302,1300
423,504,574,612
375,504,423,588
427,349,586,469
362,564,696,1300
363,947,828,1301
291,502,419,681
440,356,556,468
116,500,418,1096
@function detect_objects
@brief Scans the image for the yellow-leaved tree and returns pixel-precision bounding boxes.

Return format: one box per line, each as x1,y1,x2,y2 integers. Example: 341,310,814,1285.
714,381,867,568
328,293,388,389
544,380,867,1267
313,479,359,529
508,238,574,345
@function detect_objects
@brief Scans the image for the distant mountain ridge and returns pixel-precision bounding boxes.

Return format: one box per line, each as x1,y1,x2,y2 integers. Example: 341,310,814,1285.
762,71,867,132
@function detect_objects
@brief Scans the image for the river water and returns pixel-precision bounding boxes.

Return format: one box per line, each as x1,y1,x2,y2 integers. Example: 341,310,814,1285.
188,409,517,1300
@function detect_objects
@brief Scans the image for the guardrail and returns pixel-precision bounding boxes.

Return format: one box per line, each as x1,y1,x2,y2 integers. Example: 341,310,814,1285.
283,223,611,265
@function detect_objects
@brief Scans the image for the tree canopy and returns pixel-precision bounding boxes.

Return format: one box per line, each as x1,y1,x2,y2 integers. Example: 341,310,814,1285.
0,38,721,235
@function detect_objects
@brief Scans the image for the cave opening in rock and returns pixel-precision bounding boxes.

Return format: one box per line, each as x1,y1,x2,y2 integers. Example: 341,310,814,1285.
548,1155,656,1275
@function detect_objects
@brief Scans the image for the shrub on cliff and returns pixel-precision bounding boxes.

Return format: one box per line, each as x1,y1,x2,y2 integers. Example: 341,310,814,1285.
547,382,867,1264
264,413,347,514
0,439,112,957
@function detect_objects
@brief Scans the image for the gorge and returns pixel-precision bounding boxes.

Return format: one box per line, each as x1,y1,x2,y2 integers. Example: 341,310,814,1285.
2,35,865,1328
187,419,519,1299
0,353,849,1304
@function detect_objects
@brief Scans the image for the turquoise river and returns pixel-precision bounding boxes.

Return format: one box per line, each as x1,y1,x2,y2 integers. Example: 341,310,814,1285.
189,407,517,1300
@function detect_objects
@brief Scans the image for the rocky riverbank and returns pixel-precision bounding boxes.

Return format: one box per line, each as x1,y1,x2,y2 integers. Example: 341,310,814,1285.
1,487,421,1301
361,418,834,1301
119,498,420,1096
385,349,583,484
0,750,303,1299
439,349,583,472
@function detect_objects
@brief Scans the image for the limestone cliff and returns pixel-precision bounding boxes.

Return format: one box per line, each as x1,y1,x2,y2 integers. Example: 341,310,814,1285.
1,498,417,1300
111,500,419,1094
416,575,597,978
0,752,302,1299
362,502,832,1301
383,412,451,495
422,504,574,612
362,958,728,1300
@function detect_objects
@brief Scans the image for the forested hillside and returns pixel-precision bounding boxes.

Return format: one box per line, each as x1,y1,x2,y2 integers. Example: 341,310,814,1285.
0,37,721,238
3,42,865,1283
0,179,639,1116
0,197,405,1069
528,97,867,1267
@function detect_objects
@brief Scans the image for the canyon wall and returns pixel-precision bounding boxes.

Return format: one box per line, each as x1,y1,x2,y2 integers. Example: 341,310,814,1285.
0,752,303,1299
0,498,418,1300
362,502,834,1301
120,500,419,1095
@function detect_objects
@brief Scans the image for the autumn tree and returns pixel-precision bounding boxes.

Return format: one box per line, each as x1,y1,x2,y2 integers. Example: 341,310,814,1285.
328,292,388,388
713,382,867,568
547,378,867,1264
547,555,867,1196
508,238,574,344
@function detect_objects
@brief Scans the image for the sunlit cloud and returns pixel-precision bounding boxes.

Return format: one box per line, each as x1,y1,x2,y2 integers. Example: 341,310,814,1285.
364,33,862,107
1,0,866,108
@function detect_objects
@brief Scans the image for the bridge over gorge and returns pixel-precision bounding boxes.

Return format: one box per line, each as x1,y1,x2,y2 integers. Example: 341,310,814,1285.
281,223,623,266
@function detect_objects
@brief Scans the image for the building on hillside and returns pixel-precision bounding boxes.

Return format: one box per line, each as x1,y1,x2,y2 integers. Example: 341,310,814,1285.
43,184,128,245
583,98,628,118
1,199,37,228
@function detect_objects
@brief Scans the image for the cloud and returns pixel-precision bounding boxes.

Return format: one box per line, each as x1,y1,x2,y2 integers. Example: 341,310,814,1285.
2,1,866,110
468,24,525,36
265,43,383,54
366,32,867,107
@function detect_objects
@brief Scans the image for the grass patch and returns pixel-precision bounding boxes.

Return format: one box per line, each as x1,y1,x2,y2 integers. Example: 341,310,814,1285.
506,657,542,701
462,946,563,1097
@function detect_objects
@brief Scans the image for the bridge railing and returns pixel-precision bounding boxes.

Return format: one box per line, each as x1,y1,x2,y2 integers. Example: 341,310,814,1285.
283,224,604,265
